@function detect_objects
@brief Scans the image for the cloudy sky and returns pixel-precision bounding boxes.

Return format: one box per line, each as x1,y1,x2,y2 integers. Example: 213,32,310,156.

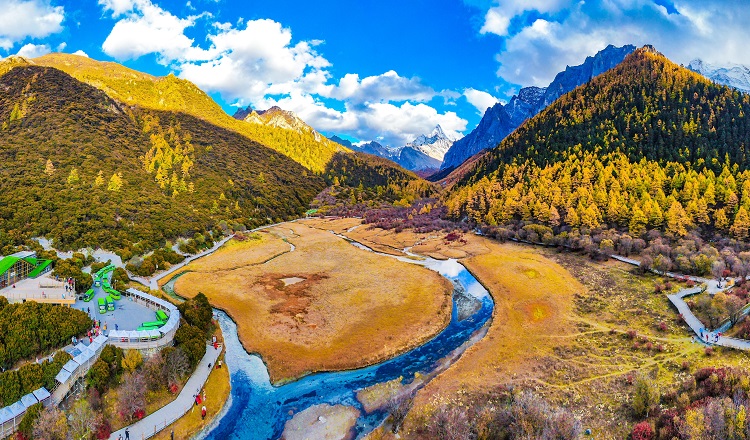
0,0,749,146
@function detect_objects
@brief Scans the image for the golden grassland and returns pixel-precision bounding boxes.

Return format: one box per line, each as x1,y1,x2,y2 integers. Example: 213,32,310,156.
301,217,489,260
317,219,750,439
172,222,453,384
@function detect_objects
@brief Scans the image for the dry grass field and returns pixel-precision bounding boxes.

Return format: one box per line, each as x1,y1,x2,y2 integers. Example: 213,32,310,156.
301,217,489,260
172,223,453,384
316,220,750,438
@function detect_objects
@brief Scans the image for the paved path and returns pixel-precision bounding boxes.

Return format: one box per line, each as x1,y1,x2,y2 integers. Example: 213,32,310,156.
610,254,750,350
130,220,300,290
129,235,235,290
110,344,223,440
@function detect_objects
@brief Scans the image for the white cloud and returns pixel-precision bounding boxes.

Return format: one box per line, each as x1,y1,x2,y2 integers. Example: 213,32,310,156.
16,42,51,58
478,0,750,87
98,2,468,146
0,0,64,50
257,93,467,146
72,49,88,57
101,0,211,62
326,71,435,103
178,19,330,103
479,0,569,36
463,88,501,114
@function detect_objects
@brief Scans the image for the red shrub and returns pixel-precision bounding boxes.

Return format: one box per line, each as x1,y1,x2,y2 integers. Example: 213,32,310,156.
632,421,654,440
95,420,112,439
658,322,668,332
687,280,696,288
627,329,637,339
664,281,673,290
705,347,715,357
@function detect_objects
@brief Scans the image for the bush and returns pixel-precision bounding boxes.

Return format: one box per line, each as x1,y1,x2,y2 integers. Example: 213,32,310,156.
631,421,654,440
18,403,42,439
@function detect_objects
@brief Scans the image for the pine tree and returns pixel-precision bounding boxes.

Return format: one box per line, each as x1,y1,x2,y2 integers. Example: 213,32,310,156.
44,159,55,176
94,171,104,187
665,200,691,236
107,173,123,192
730,206,750,240
629,206,648,236
715,208,730,232
67,168,80,185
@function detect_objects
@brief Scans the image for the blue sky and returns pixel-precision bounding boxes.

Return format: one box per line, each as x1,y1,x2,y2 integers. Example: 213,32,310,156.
1,0,749,146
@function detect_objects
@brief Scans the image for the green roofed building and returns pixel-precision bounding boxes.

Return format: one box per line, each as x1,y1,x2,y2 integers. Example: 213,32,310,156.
0,252,53,288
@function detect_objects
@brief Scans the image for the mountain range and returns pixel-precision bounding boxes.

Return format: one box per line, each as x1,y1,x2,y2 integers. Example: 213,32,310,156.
329,125,455,172
232,105,323,142
0,64,326,254
439,44,637,173
688,59,750,94
17,53,347,172
447,45,750,235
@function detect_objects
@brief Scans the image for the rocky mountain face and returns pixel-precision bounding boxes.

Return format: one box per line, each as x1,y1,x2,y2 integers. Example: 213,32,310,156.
405,125,456,161
329,125,454,172
441,44,636,171
329,136,441,172
688,59,750,94
233,105,323,141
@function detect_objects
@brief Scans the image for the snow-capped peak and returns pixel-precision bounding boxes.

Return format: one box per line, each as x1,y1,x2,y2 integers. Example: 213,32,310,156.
688,59,750,94
406,125,458,161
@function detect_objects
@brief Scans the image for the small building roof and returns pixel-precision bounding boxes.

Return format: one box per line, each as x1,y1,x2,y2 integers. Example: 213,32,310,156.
61,359,79,374
8,401,25,418
20,393,37,409
55,368,72,384
0,407,13,424
32,388,50,402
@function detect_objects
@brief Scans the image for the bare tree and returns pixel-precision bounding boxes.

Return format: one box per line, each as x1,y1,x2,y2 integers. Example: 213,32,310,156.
33,407,68,440
118,372,146,422
164,348,191,385
387,392,414,434
69,399,100,440
727,296,746,327
712,260,727,281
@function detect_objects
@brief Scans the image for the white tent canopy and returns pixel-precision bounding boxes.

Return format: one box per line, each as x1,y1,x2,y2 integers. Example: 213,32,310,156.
19,393,37,409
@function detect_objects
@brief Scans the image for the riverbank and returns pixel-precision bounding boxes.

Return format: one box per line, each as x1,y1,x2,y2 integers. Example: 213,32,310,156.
169,222,454,384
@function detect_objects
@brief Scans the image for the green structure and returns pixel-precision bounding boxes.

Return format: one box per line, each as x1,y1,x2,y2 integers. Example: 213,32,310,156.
0,253,53,288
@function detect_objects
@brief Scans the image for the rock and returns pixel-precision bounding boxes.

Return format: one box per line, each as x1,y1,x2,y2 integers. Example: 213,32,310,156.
282,404,359,440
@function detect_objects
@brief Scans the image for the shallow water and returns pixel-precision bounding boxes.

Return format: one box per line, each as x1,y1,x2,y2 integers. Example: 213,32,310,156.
197,237,494,440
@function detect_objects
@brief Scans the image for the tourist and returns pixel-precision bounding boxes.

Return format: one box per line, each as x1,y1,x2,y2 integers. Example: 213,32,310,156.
170,430,174,440
125,428,130,440
201,405,207,420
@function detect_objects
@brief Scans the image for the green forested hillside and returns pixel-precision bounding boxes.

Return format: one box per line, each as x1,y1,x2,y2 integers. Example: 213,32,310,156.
448,46,750,238
0,66,325,255
462,46,750,184
312,152,437,214
13,53,348,172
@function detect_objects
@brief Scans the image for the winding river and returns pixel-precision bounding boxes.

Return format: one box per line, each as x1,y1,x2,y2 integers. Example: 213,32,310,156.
176,234,494,440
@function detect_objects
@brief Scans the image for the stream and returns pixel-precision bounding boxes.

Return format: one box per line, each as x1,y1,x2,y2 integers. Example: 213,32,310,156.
185,234,494,440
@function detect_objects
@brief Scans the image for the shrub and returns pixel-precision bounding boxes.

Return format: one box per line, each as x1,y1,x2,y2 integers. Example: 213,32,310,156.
632,375,660,417
631,421,654,440
658,322,668,332
627,329,637,339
